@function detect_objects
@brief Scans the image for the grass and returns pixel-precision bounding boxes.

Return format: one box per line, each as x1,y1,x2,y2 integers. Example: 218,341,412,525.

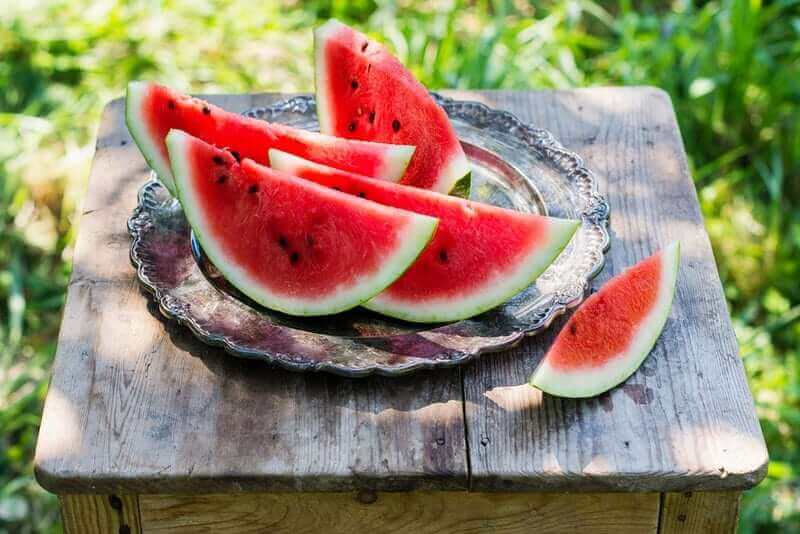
1,0,798,531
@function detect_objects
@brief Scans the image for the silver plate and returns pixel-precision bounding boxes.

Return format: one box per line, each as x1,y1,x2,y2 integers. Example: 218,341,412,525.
128,94,610,377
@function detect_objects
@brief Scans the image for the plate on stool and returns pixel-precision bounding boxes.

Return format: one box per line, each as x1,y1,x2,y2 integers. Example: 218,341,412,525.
128,94,610,377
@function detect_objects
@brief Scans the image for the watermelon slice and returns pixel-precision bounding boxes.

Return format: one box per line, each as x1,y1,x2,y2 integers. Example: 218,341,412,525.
125,81,415,195
530,243,681,398
314,19,471,194
268,149,579,323
166,131,437,317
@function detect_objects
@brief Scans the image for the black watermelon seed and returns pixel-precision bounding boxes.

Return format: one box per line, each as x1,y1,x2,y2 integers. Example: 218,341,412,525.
230,150,241,162
333,186,342,191
278,235,288,249
569,323,577,335
368,110,376,123
357,191,366,198
392,119,401,132
248,184,259,194
438,249,448,262
290,251,300,264
202,106,211,115
348,121,357,132
167,100,176,110
351,80,359,90
217,174,227,184
212,155,225,165
361,41,368,52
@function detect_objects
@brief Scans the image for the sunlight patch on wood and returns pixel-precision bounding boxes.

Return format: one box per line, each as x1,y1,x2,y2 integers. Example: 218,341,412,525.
483,384,542,413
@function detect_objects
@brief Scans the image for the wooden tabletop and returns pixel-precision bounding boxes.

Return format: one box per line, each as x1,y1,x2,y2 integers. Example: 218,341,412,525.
35,88,767,495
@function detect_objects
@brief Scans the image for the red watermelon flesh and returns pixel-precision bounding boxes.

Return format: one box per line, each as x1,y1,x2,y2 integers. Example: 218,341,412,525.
166,130,437,317
126,82,415,195
530,243,680,398
268,149,578,323
314,20,471,194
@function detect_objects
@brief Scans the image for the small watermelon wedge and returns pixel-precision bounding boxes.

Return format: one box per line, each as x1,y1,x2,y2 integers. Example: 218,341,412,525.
126,81,415,195
314,19,471,194
268,149,579,323
166,130,437,317
530,243,681,398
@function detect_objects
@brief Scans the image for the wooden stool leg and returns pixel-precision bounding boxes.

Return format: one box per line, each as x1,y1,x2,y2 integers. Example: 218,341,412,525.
60,494,142,534
659,491,741,533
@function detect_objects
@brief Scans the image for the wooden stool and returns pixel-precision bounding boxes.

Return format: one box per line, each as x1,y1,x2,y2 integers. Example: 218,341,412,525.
35,88,767,533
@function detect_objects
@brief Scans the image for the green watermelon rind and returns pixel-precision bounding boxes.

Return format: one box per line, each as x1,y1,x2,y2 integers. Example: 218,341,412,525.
314,19,471,194
166,130,439,317
313,20,336,139
530,242,681,398
436,152,473,197
126,81,178,195
364,218,579,323
448,172,472,199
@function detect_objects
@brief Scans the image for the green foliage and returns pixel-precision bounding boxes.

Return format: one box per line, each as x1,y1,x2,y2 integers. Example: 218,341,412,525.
1,0,798,531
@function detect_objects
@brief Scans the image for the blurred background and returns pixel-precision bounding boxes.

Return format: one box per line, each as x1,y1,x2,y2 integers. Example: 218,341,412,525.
1,0,798,531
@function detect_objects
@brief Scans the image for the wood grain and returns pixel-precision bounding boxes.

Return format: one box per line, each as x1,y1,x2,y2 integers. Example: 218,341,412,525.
139,491,659,533
34,94,466,494
34,89,765,496
659,491,740,533
60,494,141,534
460,88,768,492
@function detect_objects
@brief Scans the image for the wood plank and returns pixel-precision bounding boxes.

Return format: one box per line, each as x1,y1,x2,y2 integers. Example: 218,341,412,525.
461,87,767,492
139,491,660,533
34,94,466,494
659,491,741,533
60,494,141,534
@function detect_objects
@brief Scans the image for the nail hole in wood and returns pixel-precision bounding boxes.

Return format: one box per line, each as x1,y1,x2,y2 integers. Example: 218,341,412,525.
108,495,122,511
356,490,378,504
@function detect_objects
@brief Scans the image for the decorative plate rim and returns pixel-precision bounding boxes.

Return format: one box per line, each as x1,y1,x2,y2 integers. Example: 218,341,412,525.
128,93,610,377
